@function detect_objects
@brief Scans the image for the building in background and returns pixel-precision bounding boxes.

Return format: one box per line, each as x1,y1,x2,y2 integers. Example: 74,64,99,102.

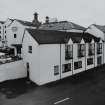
39,17,86,33
0,21,4,47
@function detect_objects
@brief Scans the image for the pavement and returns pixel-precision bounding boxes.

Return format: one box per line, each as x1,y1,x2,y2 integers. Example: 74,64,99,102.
0,65,105,105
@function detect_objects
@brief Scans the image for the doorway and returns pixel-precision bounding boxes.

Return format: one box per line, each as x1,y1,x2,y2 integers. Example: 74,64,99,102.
26,62,30,79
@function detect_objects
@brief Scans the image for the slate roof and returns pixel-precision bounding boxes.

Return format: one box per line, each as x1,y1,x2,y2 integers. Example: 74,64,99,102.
15,19,36,27
93,24,105,33
0,21,5,24
39,21,86,31
26,29,100,44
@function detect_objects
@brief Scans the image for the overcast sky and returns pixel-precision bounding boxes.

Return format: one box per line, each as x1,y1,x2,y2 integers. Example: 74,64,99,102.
0,0,105,27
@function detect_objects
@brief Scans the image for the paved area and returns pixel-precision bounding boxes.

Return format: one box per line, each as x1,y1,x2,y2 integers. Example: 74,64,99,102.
0,65,105,105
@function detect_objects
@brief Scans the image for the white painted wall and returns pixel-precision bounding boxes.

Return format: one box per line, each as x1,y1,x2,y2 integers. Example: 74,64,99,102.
22,31,40,85
0,60,26,82
6,20,25,47
39,44,60,85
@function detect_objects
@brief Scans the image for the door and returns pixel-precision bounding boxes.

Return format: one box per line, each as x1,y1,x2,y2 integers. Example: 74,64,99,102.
26,62,30,79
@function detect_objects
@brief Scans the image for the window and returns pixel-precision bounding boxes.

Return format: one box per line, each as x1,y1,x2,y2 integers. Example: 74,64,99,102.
65,44,73,60
5,26,6,28
14,34,17,38
97,56,102,65
78,44,85,57
97,43,102,54
88,43,94,56
54,65,59,75
0,36,1,41
87,58,93,65
5,31,6,33
28,46,32,53
0,31,1,34
74,61,82,70
5,36,6,39
0,26,1,29
62,63,71,73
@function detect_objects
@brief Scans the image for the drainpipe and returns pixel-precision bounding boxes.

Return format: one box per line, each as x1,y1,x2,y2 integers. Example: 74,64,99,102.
85,43,86,71
72,44,73,75
94,43,95,67
60,44,62,80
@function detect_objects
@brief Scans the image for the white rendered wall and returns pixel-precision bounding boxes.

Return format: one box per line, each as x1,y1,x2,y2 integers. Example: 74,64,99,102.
0,60,26,82
22,31,40,85
6,20,25,47
39,44,60,85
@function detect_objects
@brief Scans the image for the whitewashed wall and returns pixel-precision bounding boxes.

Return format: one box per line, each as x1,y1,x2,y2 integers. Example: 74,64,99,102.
0,60,26,82
6,20,25,47
39,44,61,85
22,31,40,85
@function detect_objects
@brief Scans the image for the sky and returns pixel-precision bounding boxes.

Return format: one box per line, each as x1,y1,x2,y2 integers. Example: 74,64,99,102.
0,0,105,27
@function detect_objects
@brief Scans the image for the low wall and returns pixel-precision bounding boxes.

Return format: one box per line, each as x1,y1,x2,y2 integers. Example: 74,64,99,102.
0,60,27,82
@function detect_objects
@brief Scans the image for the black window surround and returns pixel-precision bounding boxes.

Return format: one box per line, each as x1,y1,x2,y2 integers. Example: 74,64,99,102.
88,43,95,56
65,44,73,60
78,44,85,57
74,61,82,70
54,65,59,75
62,63,71,73
28,46,32,53
87,58,93,65
97,43,102,54
14,34,17,38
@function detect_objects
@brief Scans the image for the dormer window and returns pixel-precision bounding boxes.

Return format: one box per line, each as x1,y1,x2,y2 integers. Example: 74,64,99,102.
78,44,85,57
97,43,102,54
88,43,95,56
65,44,73,60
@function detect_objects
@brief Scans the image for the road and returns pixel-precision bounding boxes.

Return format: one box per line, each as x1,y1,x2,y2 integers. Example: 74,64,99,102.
0,65,105,105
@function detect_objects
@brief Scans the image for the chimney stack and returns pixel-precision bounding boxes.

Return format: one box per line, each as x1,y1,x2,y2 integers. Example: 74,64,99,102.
45,16,49,24
34,12,38,22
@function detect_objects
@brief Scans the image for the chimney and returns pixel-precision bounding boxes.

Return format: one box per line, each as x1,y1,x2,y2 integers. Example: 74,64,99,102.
33,12,38,22
45,16,49,24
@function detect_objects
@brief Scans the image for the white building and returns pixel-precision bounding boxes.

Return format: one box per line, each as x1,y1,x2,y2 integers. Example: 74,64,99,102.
21,29,104,85
0,21,4,47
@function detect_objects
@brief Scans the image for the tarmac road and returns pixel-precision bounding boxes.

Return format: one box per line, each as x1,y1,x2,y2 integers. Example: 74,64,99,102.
0,65,105,105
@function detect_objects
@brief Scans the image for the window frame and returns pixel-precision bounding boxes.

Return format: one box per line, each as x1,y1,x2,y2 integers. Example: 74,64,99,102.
14,34,17,38
62,63,71,73
54,65,59,75
78,44,85,57
87,58,93,65
28,46,32,53
88,43,95,56
97,43,102,54
65,44,73,60
74,61,82,70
